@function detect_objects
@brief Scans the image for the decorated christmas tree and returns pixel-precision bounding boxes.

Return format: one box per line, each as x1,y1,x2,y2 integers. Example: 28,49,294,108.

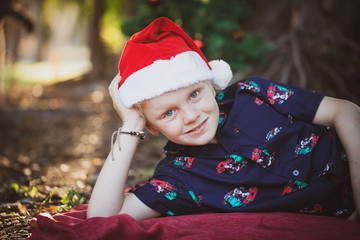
121,0,272,72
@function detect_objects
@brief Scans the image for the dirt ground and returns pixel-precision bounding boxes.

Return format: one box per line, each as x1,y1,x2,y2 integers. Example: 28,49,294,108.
0,77,168,239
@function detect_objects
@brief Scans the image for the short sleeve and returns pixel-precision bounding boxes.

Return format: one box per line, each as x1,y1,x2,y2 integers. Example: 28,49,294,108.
129,177,178,216
234,76,324,122
128,157,205,216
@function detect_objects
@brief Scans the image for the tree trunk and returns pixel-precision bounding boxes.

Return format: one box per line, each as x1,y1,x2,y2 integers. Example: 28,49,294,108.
87,0,106,81
34,0,44,62
125,0,136,16
0,19,6,108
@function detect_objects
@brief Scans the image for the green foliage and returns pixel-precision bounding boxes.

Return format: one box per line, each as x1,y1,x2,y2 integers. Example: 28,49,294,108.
5,169,87,213
45,168,87,211
38,187,86,213
101,0,128,52
41,189,56,207
10,180,39,199
10,183,19,193
62,188,86,210
121,0,272,71
22,186,39,198
45,0,93,16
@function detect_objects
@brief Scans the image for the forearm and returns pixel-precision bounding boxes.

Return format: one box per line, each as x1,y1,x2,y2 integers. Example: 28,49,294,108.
313,97,360,218
87,122,143,218
332,101,360,215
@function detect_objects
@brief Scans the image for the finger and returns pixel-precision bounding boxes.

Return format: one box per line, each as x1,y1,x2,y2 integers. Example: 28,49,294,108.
109,74,121,102
109,74,120,93
108,74,128,115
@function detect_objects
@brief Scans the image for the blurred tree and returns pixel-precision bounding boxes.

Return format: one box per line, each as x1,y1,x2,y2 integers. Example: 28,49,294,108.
0,0,34,108
33,0,44,62
121,0,272,72
87,0,105,81
101,0,126,53
0,16,5,108
42,0,102,80
248,0,360,104
37,0,115,82
87,0,131,80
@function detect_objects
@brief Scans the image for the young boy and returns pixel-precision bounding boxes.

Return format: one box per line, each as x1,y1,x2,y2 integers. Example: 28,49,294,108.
87,17,360,220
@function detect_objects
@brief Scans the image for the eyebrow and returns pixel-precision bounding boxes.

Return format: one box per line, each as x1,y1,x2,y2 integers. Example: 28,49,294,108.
148,83,206,119
148,102,175,120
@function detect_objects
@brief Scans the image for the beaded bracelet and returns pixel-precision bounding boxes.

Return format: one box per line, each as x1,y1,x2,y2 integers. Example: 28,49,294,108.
111,128,146,161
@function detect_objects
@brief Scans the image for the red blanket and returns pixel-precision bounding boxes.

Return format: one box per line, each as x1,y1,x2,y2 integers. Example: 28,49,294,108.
29,204,360,240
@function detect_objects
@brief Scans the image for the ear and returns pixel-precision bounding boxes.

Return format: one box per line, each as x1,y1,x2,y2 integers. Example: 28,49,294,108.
145,123,161,136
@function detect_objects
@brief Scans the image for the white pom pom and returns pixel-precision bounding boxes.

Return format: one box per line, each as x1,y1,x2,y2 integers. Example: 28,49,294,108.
209,59,233,89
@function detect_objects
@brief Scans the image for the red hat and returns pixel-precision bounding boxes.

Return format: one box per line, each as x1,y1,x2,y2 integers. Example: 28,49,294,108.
118,17,232,107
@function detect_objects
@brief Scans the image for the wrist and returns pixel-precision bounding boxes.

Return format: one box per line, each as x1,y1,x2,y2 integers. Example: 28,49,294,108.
121,119,145,132
110,125,145,161
118,129,146,140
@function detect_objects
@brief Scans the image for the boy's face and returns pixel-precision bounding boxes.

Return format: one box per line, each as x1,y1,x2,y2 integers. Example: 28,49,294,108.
141,82,219,146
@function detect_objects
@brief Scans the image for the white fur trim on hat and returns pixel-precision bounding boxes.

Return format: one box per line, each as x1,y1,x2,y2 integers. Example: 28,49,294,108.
209,60,233,89
119,51,214,108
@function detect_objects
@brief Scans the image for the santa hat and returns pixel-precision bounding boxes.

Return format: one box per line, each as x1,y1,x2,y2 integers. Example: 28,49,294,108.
118,17,233,108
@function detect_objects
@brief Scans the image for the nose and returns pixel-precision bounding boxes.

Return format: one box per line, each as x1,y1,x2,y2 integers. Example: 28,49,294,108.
182,104,200,125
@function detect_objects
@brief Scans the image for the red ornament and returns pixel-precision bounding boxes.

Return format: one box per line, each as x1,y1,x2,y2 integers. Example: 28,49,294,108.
194,39,203,49
231,30,245,40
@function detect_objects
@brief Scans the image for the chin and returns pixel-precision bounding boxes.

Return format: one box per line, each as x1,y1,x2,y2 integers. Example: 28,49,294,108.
184,133,217,146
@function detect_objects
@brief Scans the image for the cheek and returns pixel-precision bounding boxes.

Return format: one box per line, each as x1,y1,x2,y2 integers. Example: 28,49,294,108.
152,119,181,134
203,99,219,114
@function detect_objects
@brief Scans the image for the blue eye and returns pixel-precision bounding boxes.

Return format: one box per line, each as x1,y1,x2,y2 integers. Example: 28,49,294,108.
190,91,198,99
164,110,174,117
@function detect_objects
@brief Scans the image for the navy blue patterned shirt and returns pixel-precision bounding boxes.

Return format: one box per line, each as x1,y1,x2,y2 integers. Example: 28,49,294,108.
129,77,354,218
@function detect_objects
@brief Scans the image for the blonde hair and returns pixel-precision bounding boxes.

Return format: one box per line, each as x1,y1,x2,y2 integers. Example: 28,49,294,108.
133,102,146,119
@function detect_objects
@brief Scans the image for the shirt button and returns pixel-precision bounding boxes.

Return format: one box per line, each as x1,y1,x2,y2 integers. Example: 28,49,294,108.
292,170,300,176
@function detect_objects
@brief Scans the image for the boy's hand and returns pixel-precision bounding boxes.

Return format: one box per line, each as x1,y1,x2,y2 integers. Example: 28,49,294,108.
108,74,146,128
